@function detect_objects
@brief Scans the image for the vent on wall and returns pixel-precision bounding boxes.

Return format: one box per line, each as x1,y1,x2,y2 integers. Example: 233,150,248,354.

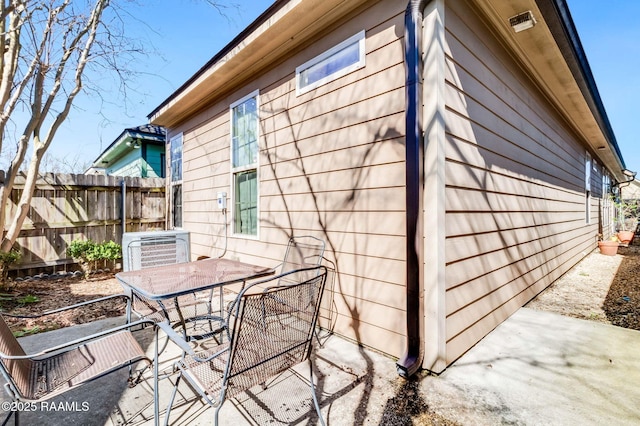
509,11,537,33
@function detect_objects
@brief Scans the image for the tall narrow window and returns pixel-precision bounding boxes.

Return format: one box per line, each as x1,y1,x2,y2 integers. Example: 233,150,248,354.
170,134,183,228
231,91,259,236
585,152,591,224
602,170,611,232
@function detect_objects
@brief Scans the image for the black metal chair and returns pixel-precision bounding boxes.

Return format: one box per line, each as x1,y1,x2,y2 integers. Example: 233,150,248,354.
158,266,327,426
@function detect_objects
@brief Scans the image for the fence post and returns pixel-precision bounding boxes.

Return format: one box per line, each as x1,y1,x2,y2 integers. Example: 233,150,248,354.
121,178,127,234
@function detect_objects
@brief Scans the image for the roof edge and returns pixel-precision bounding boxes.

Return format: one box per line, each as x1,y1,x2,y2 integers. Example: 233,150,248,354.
147,0,290,121
537,0,626,171
91,127,166,167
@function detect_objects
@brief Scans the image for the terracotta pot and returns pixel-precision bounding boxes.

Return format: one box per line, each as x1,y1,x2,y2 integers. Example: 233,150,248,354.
598,240,619,256
617,230,635,245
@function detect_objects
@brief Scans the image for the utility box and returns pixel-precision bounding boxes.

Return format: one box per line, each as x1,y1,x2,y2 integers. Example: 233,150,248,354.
122,230,190,271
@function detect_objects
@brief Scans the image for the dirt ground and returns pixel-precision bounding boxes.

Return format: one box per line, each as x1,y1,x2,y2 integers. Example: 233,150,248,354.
526,238,640,331
1,272,124,335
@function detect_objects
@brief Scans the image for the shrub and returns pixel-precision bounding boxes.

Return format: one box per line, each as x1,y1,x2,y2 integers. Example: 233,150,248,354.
67,239,122,278
95,240,122,262
0,250,21,291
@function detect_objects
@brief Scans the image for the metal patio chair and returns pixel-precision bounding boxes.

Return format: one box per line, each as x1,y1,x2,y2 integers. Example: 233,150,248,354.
278,236,326,284
158,266,328,426
0,295,154,426
263,236,326,341
221,235,327,344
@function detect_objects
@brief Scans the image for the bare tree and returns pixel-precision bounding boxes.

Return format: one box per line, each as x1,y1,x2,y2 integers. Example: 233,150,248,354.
0,0,231,254
0,0,116,252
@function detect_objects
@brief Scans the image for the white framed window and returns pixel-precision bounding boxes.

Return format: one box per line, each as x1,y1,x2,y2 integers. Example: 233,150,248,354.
230,91,259,236
585,152,592,191
169,134,183,228
585,151,591,224
296,30,365,95
602,169,612,232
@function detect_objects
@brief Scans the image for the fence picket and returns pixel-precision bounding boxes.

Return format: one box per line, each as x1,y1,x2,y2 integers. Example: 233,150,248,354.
4,172,166,275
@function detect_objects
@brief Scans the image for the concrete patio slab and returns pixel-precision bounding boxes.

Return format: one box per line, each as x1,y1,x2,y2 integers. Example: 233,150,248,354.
2,307,639,425
419,308,640,425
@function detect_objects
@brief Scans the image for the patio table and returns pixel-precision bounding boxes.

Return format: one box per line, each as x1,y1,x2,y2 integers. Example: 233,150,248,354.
116,257,273,425
116,257,274,334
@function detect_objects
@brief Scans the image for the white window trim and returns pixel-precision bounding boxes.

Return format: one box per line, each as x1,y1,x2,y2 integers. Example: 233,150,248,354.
169,133,183,229
296,30,366,96
585,151,591,224
585,151,592,191
230,90,260,239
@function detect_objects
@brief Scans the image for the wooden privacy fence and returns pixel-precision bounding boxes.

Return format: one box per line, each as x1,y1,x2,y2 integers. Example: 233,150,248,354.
2,172,166,275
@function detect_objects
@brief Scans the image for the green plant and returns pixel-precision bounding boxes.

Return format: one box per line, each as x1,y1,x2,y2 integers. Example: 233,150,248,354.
0,249,21,291
613,196,639,232
67,239,96,278
95,240,122,262
67,239,95,261
17,294,39,304
13,326,42,338
67,239,122,278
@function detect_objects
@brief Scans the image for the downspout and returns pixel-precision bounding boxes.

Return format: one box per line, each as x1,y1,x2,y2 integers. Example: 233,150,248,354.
396,0,428,379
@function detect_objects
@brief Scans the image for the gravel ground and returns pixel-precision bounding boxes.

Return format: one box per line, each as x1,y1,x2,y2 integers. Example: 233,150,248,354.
526,239,640,331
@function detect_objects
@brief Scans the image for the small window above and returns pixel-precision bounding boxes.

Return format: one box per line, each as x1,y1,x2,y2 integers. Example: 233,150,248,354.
296,31,365,95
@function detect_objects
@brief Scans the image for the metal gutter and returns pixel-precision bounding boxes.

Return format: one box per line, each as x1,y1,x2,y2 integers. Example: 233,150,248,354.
536,0,626,171
396,0,428,379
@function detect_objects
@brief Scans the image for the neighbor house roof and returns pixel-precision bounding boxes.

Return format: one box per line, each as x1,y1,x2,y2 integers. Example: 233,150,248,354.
90,124,166,169
148,0,628,181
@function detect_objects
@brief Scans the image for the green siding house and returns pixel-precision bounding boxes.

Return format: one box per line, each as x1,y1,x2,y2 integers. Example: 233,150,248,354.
88,124,166,178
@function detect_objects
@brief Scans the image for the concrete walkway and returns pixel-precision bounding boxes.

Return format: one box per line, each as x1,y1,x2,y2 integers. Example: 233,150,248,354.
3,307,640,425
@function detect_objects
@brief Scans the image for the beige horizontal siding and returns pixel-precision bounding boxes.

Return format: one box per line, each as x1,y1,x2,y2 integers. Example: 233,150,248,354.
446,236,594,364
332,293,404,333
169,1,408,358
445,211,585,236
443,1,599,364
262,113,405,171
445,130,583,193
445,220,589,266
261,186,405,212
445,187,584,213
261,163,405,196
446,226,592,297
259,210,406,235
328,314,405,359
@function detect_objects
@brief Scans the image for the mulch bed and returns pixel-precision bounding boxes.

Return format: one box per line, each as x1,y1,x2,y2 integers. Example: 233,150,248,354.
0,272,125,336
603,242,640,330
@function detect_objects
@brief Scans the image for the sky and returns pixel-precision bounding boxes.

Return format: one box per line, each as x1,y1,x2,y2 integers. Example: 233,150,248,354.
45,0,275,171
42,0,640,175
566,0,640,173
